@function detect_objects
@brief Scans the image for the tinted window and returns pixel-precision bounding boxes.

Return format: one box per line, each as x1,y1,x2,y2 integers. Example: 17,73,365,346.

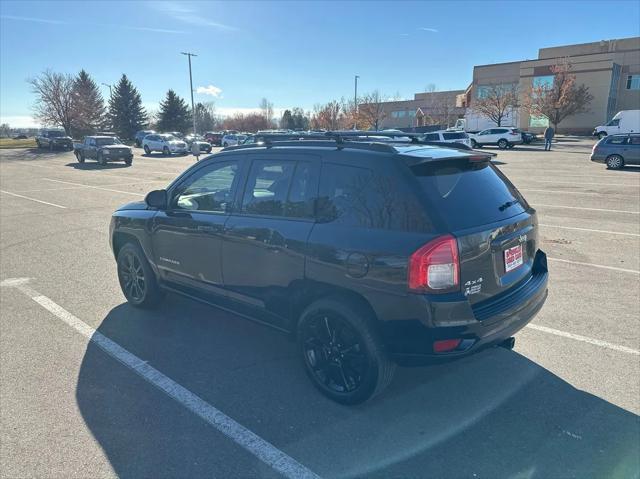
174,161,239,213
242,160,295,217
285,162,316,219
493,129,508,134
411,160,528,230
318,162,430,231
606,136,628,145
442,132,467,140
424,133,440,141
607,119,620,126
629,136,640,145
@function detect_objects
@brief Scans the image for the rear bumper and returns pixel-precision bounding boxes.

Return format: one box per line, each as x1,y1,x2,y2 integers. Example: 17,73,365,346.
590,154,605,163
383,250,549,365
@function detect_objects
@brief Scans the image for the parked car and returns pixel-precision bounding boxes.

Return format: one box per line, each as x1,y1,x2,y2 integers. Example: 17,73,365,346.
469,127,522,149
593,110,640,139
422,130,472,148
167,131,185,139
521,132,538,144
134,130,156,147
204,132,224,146
13,134,28,140
184,134,213,153
142,134,188,156
590,133,640,169
36,129,73,150
74,136,133,165
110,137,548,404
221,134,247,147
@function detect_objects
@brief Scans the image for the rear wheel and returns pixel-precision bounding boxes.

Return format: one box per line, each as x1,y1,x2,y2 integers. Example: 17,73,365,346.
497,139,508,149
143,145,151,155
606,154,624,170
116,242,163,308
297,299,395,405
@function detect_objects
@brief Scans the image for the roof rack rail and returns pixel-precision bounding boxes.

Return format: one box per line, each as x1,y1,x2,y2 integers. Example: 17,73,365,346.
224,137,398,153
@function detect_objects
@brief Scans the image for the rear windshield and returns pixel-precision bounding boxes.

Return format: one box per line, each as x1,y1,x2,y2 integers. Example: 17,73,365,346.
411,159,529,231
442,132,468,140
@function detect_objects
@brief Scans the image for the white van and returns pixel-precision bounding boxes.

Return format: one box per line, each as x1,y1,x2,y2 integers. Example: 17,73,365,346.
594,110,640,139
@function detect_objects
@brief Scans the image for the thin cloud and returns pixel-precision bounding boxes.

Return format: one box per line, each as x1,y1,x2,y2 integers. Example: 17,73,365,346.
196,85,223,97
0,15,66,25
122,25,187,34
398,33,410,37
153,1,238,31
419,27,438,32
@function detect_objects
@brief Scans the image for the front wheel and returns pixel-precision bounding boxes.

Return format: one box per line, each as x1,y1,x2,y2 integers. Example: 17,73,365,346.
606,154,624,170
497,139,508,149
117,242,163,308
297,299,396,405
124,157,132,166
143,145,151,155
75,151,85,163
163,146,170,156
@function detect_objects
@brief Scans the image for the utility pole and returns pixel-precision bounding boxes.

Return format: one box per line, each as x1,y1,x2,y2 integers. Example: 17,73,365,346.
101,83,112,97
354,75,359,130
181,52,198,134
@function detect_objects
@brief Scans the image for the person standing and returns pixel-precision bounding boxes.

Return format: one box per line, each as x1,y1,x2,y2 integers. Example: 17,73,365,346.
544,126,555,151
191,138,201,161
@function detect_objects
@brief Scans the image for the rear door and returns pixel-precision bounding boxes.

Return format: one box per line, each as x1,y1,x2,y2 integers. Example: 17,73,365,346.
626,135,640,164
221,154,319,326
409,158,537,305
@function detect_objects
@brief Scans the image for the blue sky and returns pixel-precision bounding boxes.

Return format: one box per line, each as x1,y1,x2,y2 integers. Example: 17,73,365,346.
1,0,639,127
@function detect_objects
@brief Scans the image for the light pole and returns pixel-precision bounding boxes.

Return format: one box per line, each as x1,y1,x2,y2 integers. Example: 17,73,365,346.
354,75,359,130
181,52,198,135
101,83,112,97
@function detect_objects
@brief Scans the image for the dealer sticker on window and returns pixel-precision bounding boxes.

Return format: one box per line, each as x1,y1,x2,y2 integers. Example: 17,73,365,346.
504,244,523,273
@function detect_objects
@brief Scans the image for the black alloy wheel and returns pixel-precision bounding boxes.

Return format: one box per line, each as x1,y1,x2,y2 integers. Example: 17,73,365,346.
118,249,146,303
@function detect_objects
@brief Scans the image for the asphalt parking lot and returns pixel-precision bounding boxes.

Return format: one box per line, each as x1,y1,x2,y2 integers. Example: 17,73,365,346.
1,139,639,478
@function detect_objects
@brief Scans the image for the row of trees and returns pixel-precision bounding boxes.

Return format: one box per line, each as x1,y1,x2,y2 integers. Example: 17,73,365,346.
472,59,593,129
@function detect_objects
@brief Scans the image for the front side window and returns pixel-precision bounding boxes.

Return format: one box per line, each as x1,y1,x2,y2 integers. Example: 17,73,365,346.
607,119,620,126
424,133,440,141
629,136,640,145
174,161,239,213
242,160,296,217
478,130,490,135
626,74,640,90
442,132,467,140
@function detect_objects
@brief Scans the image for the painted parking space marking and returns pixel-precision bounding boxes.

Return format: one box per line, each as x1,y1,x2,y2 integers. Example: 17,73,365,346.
521,179,640,187
0,190,67,208
520,188,639,198
539,223,640,237
525,324,640,356
548,257,640,275
42,178,145,197
0,278,320,479
534,204,640,215
14,180,167,194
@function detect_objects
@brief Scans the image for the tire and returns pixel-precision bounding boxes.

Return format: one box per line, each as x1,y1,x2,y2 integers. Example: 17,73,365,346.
606,154,624,170
223,142,228,148
598,132,607,140
135,140,141,147
163,146,170,156
297,298,396,405
143,145,151,155
116,242,163,308
124,157,132,166
470,139,478,148
97,152,107,166
49,142,54,152
497,139,508,150
76,151,85,163
36,140,41,149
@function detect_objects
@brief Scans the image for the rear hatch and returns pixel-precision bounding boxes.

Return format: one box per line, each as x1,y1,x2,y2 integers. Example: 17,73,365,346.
406,152,537,305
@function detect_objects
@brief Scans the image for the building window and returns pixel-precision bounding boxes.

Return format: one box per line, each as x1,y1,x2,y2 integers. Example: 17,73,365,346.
626,75,640,90
407,110,416,118
391,111,407,118
533,75,554,89
476,83,518,99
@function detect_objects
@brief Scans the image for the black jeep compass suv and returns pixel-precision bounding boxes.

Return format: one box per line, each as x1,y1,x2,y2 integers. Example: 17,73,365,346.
109,133,548,404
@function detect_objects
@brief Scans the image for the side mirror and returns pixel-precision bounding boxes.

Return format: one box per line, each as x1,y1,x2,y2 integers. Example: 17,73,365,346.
145,189,167,209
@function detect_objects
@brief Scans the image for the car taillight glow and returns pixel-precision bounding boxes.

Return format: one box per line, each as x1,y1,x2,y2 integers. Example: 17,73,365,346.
408,235,460,292
433,339,462,353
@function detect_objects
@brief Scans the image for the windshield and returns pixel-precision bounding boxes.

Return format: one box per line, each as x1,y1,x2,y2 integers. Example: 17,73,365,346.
160,135,176,141
47,131,66,137
95,137,121,146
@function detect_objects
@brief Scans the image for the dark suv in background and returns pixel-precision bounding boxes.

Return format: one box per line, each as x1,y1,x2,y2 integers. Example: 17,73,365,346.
109,133,548,404
36,129,73,150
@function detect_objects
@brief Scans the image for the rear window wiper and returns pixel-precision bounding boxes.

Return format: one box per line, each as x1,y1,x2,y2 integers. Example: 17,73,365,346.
499,199,520,211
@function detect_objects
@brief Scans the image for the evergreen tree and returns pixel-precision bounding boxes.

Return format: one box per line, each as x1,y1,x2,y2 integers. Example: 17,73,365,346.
108,74,148,140
71,70,106,137
280,109,294,129
156,90,192,133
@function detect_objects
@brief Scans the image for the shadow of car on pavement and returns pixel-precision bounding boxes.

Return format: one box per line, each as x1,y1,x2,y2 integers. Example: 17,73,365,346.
65,162,131,170
76,295,640,478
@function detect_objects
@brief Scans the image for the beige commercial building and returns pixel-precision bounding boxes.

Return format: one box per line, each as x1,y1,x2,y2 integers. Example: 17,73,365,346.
370,37,640,134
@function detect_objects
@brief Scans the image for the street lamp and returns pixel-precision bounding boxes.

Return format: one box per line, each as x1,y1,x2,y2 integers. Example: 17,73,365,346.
181,52,198,135
354,75,359,130
101,83,112,97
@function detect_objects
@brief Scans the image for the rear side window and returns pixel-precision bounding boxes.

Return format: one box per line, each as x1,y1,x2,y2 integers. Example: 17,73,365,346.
629,136,640,145
318,162,430,231
442,132,467,140
606,136,628,145
411,160,529,230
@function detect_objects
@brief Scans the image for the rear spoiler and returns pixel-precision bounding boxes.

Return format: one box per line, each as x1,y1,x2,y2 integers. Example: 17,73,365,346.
402,151,495,168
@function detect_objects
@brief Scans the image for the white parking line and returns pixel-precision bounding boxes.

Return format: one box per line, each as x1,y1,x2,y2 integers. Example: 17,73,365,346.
42,178,145,197
523,179,640,187
548,257,640,275
0,278,320,479
534,204,640,215
521,188,639,198
0,189,67,208
525,324,640,356
15,180,167,194
539,223,640,237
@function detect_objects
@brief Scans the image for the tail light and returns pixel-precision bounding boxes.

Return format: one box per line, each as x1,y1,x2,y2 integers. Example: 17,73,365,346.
509,131,519,136
408,235,460,293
